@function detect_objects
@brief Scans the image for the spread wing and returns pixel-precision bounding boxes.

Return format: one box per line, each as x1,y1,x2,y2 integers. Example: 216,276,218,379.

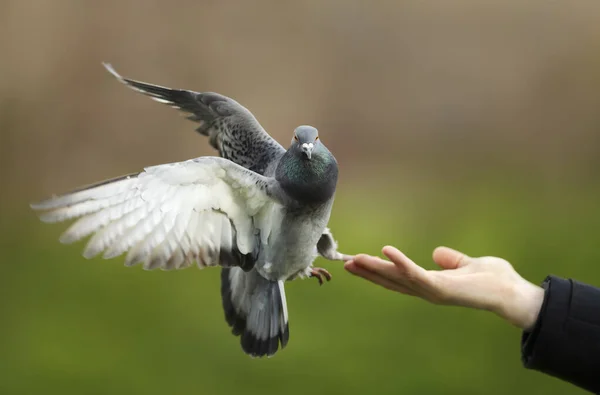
103,63,286,175
30,157,280,271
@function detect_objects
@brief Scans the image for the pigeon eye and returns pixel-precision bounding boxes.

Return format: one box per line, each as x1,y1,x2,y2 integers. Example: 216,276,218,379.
315,136,319,141
294,135,299,142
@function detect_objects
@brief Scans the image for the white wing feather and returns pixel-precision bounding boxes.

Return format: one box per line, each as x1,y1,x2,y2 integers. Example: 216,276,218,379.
31,157,277,271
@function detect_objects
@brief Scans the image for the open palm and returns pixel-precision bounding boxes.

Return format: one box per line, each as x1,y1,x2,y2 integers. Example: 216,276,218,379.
344,246,544,330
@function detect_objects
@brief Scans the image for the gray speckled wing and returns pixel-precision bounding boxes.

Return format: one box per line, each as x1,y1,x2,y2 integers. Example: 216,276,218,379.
103,63,285,176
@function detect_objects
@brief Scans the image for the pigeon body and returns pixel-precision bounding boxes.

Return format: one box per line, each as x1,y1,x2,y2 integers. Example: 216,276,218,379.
30,64,353,358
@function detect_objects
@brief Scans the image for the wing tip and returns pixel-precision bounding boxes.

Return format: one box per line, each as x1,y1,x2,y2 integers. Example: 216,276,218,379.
30,197,58,211
82,247,100,260
38,212,60,223
102,62,127,84
58,233,76,245
30,201,43,210
101,62,177,102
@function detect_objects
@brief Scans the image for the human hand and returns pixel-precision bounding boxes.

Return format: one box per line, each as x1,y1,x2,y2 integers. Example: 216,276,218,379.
344,246,545,331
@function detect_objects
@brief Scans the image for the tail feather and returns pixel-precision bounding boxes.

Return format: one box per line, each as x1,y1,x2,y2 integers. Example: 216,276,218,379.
221,267,289,357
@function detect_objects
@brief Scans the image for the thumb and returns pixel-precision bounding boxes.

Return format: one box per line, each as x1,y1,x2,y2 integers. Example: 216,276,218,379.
432,246,471,270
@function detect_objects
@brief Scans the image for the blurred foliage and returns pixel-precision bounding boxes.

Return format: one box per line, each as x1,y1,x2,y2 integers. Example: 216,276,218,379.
2,0,600,394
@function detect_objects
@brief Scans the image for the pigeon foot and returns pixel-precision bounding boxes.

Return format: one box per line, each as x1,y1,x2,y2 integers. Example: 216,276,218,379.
310,267,332,285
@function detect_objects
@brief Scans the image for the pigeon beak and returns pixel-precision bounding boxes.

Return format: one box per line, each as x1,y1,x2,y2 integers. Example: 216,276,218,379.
301,143,313,160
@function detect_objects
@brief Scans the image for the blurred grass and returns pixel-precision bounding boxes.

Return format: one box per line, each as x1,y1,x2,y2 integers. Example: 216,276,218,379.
1,172,597,395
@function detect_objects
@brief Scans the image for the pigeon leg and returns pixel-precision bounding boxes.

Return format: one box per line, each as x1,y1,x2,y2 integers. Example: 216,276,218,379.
316,229,354,262
310,267,332,285
321,251,354,262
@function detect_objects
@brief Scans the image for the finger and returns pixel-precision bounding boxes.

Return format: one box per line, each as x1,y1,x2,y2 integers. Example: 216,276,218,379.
381,246,430,283
344,261,416,295
352,254,401,280
432,246,470,270
355,250,430,288
382,246,424,273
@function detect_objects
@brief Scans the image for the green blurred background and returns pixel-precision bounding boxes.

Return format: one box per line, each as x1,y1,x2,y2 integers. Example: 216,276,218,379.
1,1,599,394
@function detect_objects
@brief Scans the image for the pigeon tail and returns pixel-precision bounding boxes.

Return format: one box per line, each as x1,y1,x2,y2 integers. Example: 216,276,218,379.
221,267,289,357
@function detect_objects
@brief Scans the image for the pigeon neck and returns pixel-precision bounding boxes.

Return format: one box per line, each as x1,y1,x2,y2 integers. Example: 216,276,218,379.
275,150,338,205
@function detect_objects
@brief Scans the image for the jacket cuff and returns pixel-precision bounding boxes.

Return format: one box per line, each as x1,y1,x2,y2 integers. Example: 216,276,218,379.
521,275,569,368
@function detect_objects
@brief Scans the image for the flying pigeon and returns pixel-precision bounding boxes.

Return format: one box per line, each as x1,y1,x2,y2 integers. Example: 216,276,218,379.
30,63,353,358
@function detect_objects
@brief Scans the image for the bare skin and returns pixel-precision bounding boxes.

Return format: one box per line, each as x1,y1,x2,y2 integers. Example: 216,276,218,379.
344,246,545,331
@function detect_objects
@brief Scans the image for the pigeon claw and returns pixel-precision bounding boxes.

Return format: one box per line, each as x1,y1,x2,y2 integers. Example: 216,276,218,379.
310,267,332,286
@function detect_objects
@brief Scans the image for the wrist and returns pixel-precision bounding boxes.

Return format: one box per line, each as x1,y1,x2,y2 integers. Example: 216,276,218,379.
500,279,545,331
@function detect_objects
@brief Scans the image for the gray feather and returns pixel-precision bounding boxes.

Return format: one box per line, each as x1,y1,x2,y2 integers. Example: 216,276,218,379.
221,267,289,358
103,63,285,176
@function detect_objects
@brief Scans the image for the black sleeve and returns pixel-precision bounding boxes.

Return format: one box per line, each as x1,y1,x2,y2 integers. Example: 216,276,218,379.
521,275,600,393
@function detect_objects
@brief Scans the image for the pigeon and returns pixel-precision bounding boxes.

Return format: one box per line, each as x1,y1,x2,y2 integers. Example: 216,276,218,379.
30,63,354,358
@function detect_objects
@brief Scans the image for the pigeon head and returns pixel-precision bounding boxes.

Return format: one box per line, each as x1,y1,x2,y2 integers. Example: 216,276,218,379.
276,125,338,204
291,125,320,160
